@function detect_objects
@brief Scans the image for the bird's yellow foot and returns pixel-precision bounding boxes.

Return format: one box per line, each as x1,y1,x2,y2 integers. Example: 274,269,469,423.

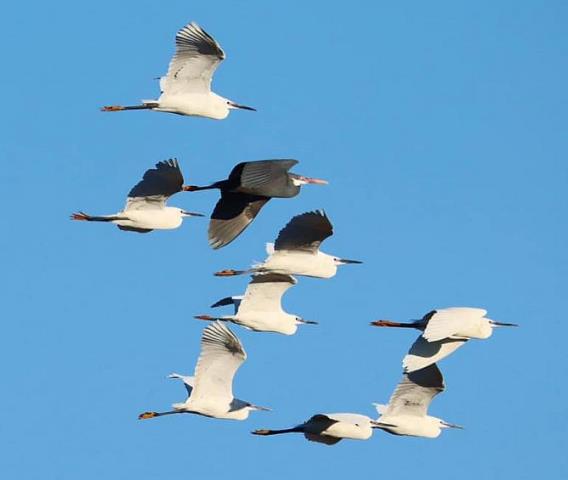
101,105,125,112
138,411,158,420
214,269,239,277
71,212,89,221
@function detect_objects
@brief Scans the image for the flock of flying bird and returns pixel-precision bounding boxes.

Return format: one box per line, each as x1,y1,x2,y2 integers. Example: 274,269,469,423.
73,20,517,445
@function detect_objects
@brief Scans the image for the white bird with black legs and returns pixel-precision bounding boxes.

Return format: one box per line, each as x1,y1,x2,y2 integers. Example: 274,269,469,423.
139,322,269,421
253,412,380,445
373,363,463,438
371,307,517,372
102,22,255,119
215,210,362,279
71,159,203,233
194,273,317,335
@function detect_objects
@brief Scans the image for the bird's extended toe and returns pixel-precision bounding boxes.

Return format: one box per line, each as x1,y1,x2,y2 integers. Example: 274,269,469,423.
101,105,125,112
71,212,90,221
138,411,158,420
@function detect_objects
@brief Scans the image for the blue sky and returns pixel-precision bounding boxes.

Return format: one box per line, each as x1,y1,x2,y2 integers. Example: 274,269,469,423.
1,1,566,478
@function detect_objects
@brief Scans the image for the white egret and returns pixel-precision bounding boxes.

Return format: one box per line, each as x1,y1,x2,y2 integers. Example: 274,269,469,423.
139,322,269,421
371,307,517,372
253,413,378,445
374,364,463,438
102,22,255,119
195,273,317,335
71,158,203,233
215,210,362,279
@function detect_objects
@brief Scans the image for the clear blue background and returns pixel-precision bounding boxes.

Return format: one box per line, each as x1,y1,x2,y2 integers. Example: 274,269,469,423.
1,1,566,478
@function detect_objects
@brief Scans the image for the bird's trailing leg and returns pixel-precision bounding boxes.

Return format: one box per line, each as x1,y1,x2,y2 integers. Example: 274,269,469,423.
70,212,124,222
101,102,158,112
370,320,423,329
194,314,225,322
138,410,179,420
252,426,303,436
214,269,250,277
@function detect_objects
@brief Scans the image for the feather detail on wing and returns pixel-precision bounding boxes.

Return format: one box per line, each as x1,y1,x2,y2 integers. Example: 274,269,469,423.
162,22,225,95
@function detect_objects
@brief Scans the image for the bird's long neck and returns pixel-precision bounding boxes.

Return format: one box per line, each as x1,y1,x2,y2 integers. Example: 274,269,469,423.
370,320,424,330
253,426,304,436
183,181,225,192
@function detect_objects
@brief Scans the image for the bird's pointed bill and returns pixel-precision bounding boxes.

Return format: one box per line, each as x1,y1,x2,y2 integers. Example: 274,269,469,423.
228,101,256,111
182,210,205,217
490,321,519,327
441,421,464,429
290,173,329,185
249,404,271,411
338,258,363,265
297,319,318,325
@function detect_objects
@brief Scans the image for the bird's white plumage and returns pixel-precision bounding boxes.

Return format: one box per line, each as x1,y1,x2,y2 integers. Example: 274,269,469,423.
161,22,225,96
189,322,246,406
237,274,296,316
382,364,444,417
403,336,467,373
375,364,460,438
422,307,488,342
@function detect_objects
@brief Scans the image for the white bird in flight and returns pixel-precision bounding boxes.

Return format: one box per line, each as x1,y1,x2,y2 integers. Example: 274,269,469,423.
371,307,517,372
71,159,203,233
139,322,269,421
373,363,463,438
215,210,362,279
102,22,256,119
195,273,317,335
253,412,380,445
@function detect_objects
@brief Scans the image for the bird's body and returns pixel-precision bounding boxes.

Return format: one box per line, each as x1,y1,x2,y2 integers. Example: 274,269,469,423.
71,159,202,233
253,413,375,445
374,364,462,438
139,322,269,421
260,247,340,279
186,160,327,249
371,307,517,372
215,210,361,278
196,273,316,335
102,22,255,119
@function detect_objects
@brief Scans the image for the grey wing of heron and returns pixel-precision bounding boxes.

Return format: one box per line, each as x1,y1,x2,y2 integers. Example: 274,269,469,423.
274,210,334,253
208,193,270,249
384,364,445,417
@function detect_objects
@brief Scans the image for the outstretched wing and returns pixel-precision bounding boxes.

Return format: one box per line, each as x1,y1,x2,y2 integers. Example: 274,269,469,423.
229,160,300,197
125,159,184,211
403,336,467,373
190,322,246,405
168,373,195,400
161,22,225,95
383,364,445,417
208,192,269,249
422,307,488,342
274,210,333,253
237,274,297,315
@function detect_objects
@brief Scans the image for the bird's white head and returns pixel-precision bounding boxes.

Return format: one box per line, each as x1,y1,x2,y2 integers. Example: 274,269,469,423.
210,94,256,119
